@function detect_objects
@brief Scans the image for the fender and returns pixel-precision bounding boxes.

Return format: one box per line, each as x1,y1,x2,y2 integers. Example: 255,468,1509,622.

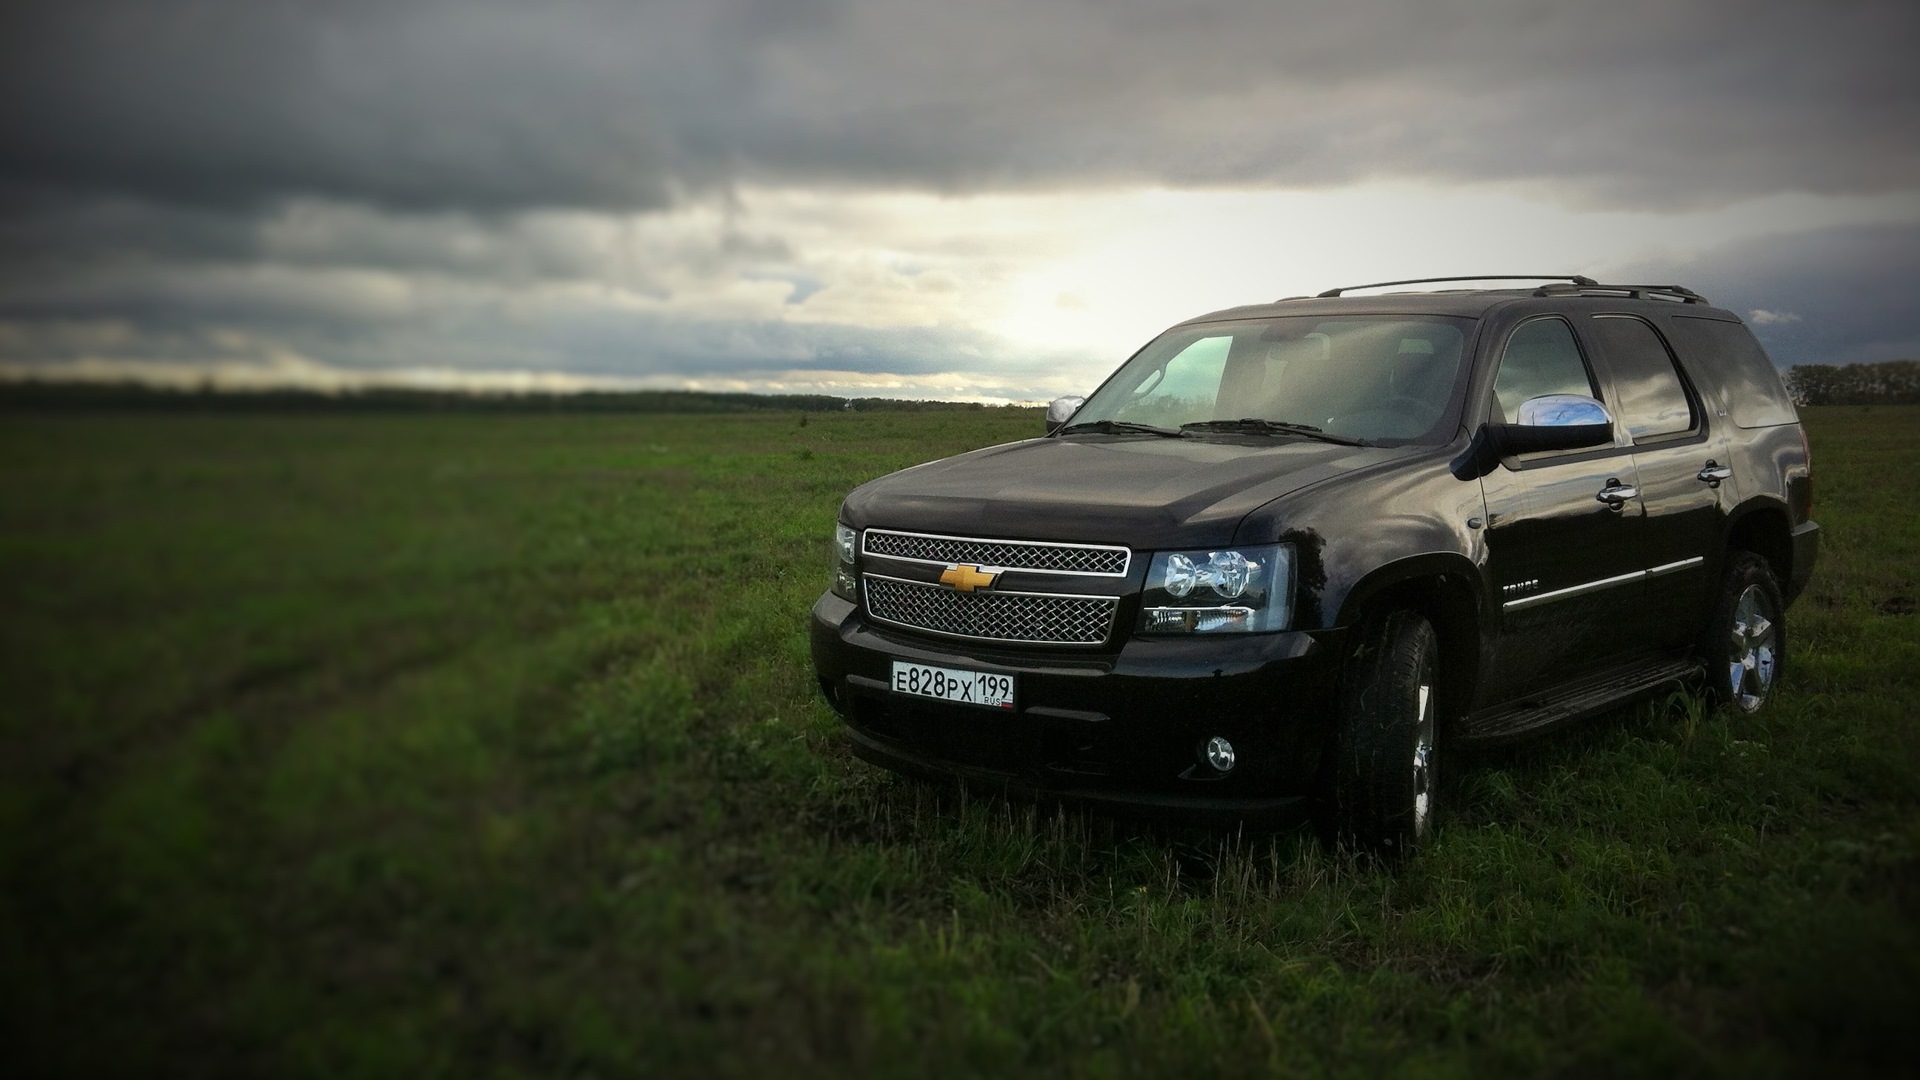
1333,551,1487,633
1234,441,1487,633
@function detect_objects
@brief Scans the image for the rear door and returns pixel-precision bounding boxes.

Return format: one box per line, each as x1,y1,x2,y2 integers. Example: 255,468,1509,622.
1580,313,1726,649
1479,315,1649,703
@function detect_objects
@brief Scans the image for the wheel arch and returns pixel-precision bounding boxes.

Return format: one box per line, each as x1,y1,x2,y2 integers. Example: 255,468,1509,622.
1725,497,1793,589
1332,554,1484,727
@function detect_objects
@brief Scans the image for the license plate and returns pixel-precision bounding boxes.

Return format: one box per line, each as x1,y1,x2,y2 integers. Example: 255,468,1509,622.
890,660,1015,710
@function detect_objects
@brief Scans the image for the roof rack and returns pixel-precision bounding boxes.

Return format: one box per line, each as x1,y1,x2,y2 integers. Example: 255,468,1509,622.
1310,274,1596,299
1531,282,1711,305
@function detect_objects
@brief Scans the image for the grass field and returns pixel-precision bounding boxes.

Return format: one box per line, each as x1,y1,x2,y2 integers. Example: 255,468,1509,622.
2,405,1917,1078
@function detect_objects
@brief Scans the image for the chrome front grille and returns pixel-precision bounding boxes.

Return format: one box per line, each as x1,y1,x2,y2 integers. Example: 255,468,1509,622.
863,574,1117,646
862,529,1130,576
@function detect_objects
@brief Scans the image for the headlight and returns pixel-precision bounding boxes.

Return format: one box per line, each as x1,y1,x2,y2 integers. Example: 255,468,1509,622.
831,523,859,600
1139,543,1292,633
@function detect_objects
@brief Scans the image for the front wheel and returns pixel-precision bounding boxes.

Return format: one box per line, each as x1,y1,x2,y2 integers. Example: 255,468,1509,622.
1322,610,1440,859
1702,551,1786,713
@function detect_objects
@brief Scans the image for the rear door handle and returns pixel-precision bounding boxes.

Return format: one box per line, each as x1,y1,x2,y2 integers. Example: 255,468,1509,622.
1697,461,1732,485
1596,480,1638,508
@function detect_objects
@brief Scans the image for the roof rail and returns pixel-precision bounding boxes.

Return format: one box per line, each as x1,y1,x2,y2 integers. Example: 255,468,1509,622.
1310,274,1596,299
1531,282,1711,305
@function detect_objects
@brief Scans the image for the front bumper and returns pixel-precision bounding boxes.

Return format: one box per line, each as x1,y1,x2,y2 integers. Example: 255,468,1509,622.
808,591,1342,821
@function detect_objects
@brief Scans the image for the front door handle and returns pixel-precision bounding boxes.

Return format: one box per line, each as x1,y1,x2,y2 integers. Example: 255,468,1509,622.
1596,480,1639,509
1697,460,1732,486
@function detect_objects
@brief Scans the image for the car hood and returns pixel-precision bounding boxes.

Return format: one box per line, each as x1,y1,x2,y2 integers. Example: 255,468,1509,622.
842,434,1416,550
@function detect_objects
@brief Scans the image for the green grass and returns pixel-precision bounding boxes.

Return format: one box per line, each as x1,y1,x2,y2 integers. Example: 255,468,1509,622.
1,405,1916,1078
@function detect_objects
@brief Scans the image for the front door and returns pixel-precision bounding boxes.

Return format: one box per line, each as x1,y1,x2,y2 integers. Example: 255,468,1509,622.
1479,316,1650,704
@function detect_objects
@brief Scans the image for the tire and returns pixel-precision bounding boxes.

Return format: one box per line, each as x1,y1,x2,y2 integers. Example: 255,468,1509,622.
1322,610,1441,859
1701,551,1786,714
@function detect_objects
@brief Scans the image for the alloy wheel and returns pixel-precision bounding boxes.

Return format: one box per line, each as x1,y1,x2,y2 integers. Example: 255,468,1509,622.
1412,682,1435,838
1727,583,1778,712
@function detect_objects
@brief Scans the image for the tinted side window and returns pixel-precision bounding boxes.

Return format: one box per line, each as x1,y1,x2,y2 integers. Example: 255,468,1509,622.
1589,316,1695,440
1493,318,1596,423
1665,315,1798,427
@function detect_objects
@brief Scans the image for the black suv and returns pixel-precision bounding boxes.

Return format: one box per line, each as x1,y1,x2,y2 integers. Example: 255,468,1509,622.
810,275,1818,855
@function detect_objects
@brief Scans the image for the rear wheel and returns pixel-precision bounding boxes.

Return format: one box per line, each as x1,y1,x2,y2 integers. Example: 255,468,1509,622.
1323,610,1440,859
1703,551,1785,713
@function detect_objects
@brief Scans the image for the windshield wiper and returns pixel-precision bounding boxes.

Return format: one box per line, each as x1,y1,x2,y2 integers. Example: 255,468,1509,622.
1058,419,1191,438
1180,418,1369,446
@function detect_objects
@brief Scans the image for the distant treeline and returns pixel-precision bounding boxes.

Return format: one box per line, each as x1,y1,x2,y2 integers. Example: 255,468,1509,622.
1785,361,1920,406
0,380,1034,414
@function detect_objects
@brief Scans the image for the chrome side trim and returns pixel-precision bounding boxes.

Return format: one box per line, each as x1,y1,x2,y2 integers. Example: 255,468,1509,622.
1501,554,1707,612
1646,556,1705,578
1502,569,1645,612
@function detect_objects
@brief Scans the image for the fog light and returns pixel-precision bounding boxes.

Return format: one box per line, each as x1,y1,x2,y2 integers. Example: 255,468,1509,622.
1204,736,1236,773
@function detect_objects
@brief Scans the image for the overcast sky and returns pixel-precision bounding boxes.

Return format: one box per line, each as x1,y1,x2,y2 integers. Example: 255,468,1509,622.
3,0,1917,402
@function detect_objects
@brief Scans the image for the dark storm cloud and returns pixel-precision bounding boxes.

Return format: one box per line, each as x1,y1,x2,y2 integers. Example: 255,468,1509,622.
4,0,1916,213
1606,224,1920,368
3,0,1918,393
3,1,674,213
0,194,795,301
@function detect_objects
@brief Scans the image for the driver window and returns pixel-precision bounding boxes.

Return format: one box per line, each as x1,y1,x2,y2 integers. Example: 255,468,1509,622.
1492,318,1597,423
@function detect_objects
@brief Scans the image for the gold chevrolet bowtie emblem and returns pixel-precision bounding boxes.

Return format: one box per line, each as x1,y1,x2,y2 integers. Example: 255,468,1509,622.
939,564,1000,592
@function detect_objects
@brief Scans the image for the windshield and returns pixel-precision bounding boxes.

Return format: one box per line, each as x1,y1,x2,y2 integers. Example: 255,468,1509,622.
1068,315,1475,445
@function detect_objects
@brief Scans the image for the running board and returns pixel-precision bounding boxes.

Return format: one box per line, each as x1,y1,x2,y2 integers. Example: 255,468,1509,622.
1457,656,1700,747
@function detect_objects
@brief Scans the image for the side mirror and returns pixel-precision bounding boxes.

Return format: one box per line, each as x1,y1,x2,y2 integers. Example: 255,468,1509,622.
1500,394,1615,453
1045,395,1086,433
1451,394,1615,478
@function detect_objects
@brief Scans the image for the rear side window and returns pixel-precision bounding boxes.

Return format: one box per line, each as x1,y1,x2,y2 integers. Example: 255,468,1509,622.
1589,316,1696,440
1665,316,1799,428
1492,318,1596,423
